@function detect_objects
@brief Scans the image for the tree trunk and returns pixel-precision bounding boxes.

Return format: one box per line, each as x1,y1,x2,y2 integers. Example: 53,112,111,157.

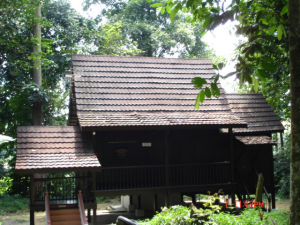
289,0,300,224
255,173,264,206
32,2,43,126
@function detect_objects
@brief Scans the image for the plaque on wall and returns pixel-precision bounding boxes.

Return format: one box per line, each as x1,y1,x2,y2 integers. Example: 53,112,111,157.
114,146,129,159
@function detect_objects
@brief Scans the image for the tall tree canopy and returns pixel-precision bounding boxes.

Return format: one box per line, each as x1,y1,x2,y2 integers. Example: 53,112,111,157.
0,0,102,195
86,0,211,58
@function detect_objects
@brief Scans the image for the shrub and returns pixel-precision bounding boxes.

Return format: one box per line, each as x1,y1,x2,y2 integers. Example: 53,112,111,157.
0,194,28,215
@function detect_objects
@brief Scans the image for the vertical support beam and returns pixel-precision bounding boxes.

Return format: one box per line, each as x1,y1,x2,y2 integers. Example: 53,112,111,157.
130,195,133,205
92,171,96,201
153,194,158,213
164,130,170,207
192,194,196,204
280,132,284,149
164,191,169,208
88,209,91,223
138,195,141,209
164,130,170,187
229,128,235,203
30,174,35,225
270,145,276,209
93,208,97,225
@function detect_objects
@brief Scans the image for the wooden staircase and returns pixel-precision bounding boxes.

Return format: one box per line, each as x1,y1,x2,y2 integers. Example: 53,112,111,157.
45,191,89,225
50,208,82,225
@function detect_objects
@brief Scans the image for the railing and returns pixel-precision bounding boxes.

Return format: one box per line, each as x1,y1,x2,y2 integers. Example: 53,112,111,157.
45,192,51,225
169,162,231,186
97,165,165,190
34,176,93,203
96,162,231,190
78,190,88,225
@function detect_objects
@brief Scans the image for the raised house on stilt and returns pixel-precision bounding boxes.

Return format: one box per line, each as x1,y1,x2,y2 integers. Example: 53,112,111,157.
15,55,284,224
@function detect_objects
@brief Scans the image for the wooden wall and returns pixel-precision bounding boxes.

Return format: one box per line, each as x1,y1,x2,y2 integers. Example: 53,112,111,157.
92,128,231,167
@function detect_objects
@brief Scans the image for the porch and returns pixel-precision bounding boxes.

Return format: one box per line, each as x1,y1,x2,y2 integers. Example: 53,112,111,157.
96,162,231,191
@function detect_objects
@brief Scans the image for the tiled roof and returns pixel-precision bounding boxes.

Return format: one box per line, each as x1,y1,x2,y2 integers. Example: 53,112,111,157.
226,93,284,133
70,55,247,129
15,126,101,173
235,136,277,145
78,113,245,127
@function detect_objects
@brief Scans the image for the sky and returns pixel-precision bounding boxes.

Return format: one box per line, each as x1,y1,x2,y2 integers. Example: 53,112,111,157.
70,0,241,92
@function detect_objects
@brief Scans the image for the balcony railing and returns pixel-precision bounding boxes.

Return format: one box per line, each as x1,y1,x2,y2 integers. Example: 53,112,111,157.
96,162,231,190
169,162,231,186
33,176,93,203
96,165,165,190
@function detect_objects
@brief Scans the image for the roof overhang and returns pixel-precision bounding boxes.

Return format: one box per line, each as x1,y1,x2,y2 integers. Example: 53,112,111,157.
235,136,277,145
77,113,248,131
15,126,101,174
15,152,101,174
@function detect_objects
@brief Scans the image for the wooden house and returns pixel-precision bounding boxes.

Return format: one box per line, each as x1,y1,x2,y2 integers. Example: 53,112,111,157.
15,55,284,225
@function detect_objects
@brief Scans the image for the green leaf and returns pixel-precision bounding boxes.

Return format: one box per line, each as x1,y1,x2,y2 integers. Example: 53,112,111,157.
253,77,259,92
211,83,220,97
214,74,219,83
205,87,211,98
186,0,194,8
160,7,165,14
203,16,211,29
277,24,283,40
200,90,205,103
261,62,277,72
146,0,151,3
269,25,276,34
257,69,269,81
218,63,224,70
151,3,164,7
192,77,207,88
170,4,181,22
166,4,172,14
195,92,201,109
281,4,288,15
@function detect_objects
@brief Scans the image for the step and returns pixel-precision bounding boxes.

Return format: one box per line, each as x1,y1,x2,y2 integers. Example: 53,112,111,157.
51,220,81,225
51,213,81,222
50,208,79,216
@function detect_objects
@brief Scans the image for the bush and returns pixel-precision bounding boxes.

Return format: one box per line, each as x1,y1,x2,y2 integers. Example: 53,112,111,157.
0,194,28,215
141,205,289,225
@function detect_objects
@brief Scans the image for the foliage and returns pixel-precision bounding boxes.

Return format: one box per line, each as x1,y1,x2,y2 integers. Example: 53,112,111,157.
213,208,289,225
85,0,211,58
0,0,101,196
273,127,291,197
0,194,28,215
0,177,13,195
151,0,289,102
96,21,144,56
142,204,289,225
143,205,212,225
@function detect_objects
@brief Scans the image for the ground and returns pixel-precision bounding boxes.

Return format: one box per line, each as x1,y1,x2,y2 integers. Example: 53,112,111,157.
0,198,290,225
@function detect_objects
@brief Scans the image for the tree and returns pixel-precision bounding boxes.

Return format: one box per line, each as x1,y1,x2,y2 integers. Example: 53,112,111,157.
151,0,299,222
0,0,101,195
85,0,211,58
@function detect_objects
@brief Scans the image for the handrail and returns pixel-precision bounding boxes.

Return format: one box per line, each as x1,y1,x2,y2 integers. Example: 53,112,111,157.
45,192,51,225
78,190,88,225
100,162,230,170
